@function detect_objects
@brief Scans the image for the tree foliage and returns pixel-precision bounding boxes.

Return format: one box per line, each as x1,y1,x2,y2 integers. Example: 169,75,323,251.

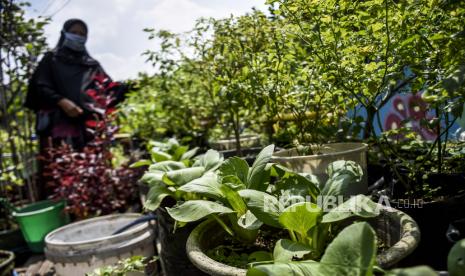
0,0,49,202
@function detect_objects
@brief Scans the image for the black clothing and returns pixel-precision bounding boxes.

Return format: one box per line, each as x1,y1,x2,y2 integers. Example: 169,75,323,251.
25,18,128,150
25,47,105,111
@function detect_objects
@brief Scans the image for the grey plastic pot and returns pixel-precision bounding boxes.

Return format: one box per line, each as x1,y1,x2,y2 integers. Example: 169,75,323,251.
186,205,420,276
45,213,155,276
272,143,368,195
209,135,261,151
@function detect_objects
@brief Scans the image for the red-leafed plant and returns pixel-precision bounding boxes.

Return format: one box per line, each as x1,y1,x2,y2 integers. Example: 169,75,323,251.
41,75,138,219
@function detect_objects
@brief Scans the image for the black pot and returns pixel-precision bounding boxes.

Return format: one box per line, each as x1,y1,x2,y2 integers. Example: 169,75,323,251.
156,198,207,276
367,161,392,187
219,147,265,165
386,172,465,270
0,228,30,266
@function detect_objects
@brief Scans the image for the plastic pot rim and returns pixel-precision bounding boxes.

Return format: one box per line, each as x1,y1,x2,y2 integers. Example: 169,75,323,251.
44,213,148,247
272,142,368,161
12,200,66,218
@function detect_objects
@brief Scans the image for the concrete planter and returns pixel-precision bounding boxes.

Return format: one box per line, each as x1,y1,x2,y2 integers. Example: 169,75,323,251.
186,205,420,276
0,250,15,276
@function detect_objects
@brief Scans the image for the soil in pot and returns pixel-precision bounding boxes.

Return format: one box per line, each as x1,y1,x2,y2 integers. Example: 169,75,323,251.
206,227,286,268
156,197,207,276
205,226,391,269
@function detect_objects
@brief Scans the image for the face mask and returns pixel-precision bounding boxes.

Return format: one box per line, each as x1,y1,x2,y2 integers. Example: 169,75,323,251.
62,31,87,52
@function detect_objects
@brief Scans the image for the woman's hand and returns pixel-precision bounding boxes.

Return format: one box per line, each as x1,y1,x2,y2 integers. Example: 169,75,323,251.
57,98,83,118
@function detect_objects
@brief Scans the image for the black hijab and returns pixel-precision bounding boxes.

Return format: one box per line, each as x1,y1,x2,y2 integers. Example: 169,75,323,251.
25,19,108,112
51,19,105,106
56,18,88,48
54,19,98,66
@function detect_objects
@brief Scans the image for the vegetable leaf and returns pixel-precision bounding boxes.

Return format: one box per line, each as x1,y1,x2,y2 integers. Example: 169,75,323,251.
167,200,234,222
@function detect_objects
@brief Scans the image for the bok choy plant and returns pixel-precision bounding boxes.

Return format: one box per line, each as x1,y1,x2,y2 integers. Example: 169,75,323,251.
247,222,436,276
167,143,381,259
167,145,276,243
244,160,381,260
140,147,223,211
131,138,200,168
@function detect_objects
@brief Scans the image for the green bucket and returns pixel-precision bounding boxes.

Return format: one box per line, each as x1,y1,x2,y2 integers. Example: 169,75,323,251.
12,200,69,252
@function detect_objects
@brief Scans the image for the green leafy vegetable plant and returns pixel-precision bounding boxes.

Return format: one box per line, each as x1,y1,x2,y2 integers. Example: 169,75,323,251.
167,144,381,265
167,144,275,243
248,222,436,276
87,256,158,276
131,138,199,168
141,150,223,211
244,160,379,260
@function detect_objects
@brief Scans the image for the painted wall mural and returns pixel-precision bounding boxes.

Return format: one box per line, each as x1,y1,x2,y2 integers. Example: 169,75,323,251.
382,92,437,140
349,67,465,141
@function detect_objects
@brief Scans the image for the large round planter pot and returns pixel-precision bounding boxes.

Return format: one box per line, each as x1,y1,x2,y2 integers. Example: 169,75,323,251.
0,250,15,276
156,207,207,276
272,143,368,194
209,135,261,151
186,206,420,276
44,213,155,276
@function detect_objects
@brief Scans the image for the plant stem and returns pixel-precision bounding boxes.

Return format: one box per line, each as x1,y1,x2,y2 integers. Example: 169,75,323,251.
211,214,235,237
436,108,442,173
288,230,297,242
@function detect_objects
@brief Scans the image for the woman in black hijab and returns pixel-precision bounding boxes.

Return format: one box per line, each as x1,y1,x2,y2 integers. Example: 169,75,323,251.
25,18,125,150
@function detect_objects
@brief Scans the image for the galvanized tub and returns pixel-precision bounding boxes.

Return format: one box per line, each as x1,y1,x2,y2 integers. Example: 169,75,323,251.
45,213,155,276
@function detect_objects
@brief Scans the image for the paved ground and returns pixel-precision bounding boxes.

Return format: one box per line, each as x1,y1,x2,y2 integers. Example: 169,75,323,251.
14,255,55,276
